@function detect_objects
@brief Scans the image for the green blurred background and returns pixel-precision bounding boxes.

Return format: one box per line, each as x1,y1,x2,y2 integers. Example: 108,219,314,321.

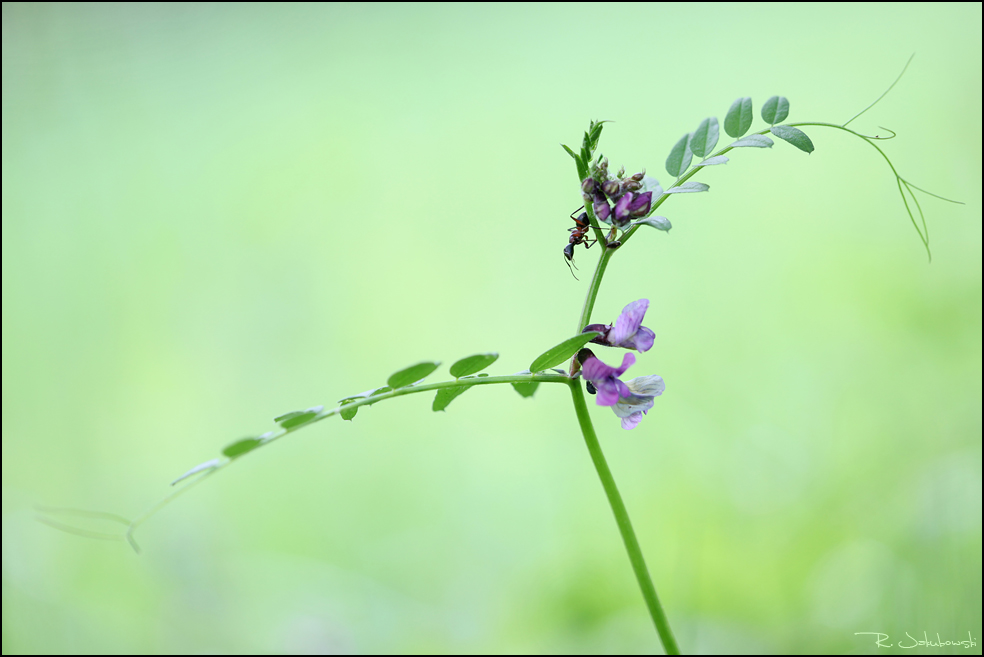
3,3,980,654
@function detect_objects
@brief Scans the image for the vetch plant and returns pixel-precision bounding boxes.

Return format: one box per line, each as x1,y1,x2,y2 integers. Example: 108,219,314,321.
40,57,962,655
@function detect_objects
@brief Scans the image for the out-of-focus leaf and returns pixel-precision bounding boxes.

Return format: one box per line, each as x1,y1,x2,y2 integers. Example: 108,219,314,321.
387,362,441,388
433,384,472,412
761,96,790,125
770,125,814,153
730,134,774,148
665,181,709,193
699,156,729,166
690,117,720,158
171,458,221,485
340,402,358,421
632,216,672,232
665,133,693,177
530,332,600,372
641,176,663,197
511,381,540,398
450,353,498,378
274,405,324,429
724,97,753,138
222,437,262,459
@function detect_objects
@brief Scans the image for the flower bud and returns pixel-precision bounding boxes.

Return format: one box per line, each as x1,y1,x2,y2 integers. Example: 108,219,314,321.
593,196,611,223
576,348,597,366
613,192,635,225
602,180,620,198
630,170,646,182
628,191,653,217
583,323,612,346
581,177,596,194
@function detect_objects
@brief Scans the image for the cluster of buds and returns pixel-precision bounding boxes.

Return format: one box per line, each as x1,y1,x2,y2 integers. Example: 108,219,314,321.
574,299,665,430
581,162,653,231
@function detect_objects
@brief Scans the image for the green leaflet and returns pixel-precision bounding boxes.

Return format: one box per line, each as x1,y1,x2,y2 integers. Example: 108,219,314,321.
770,125,814,153
449,353,499,378
724,97,753,138
387,361,441,388
530,332,599,373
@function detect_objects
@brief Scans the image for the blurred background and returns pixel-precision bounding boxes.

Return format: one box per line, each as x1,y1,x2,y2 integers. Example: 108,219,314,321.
2,3,980,654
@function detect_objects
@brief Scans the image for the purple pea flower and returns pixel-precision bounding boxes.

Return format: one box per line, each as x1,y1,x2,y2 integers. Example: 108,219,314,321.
612,375,665,430
581,352,635,406
612,191,653,227
583,299,656,352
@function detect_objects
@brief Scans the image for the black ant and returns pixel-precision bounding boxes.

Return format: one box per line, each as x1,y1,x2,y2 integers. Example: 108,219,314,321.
564,207,596,279
564,207,621,279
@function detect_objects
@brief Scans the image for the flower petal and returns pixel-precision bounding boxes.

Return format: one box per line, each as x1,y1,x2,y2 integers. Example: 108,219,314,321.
613,192,634,223
594,379,622,406
620,411,645,430
614,352,636,376
582,355,617,381
613,394,654,416
627,327,655,353
610,299,649,346
624,375,665,398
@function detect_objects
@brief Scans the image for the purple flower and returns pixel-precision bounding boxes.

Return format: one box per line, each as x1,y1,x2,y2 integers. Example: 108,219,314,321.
612,191,653,227
612,375,665,430
583,299,655,352
609,299,655,352
581,351,635,406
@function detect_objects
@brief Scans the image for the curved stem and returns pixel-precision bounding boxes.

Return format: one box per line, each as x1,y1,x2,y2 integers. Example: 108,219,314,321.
569,381,680,655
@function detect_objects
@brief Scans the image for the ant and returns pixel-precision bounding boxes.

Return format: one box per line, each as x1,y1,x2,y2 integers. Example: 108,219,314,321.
564,207,622,279
564,207,596,279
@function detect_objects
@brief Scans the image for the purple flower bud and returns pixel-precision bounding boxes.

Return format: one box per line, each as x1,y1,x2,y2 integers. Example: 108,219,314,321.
582,323,612,345
613,192,636,226
622,180,642,193
602,180,620,198
631,170,646,182
581,177,596,194
593,195,611,223
628,191,652,218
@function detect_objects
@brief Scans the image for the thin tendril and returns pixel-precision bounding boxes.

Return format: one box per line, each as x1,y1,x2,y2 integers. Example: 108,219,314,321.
844,53,915,127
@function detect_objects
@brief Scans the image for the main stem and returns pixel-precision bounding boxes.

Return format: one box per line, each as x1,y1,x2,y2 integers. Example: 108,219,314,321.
571,236,679,653
569,382,680,654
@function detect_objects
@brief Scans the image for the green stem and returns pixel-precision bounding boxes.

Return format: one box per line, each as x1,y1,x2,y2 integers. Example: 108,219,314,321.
569,381,680,655
575,245,615,335
124,372,572,552
570,148,680,653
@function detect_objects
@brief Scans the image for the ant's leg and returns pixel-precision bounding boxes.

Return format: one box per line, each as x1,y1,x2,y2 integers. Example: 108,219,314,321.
583,237,598,250
570,206,586,222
